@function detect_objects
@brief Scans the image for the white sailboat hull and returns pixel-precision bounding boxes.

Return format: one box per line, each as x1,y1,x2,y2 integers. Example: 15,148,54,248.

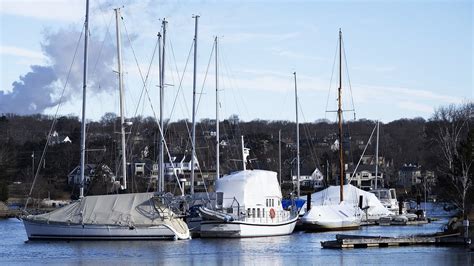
200,217,297,238
301,203,361,231
23,219,188,240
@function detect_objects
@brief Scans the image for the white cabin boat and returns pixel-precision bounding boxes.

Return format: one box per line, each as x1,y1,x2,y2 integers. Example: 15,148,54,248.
300,184,391,230
199,170,298,238
370,188,404,214
23,192,190,240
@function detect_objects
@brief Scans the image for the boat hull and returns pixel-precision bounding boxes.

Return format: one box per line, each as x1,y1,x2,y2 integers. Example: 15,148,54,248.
301,220,360,231
23,219,187,240
200,217,297,238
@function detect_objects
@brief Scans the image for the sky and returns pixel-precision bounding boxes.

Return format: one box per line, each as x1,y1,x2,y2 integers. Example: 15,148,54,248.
0,0,472,123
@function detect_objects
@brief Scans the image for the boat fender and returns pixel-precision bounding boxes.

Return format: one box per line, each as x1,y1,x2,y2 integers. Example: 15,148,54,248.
270,208,276,219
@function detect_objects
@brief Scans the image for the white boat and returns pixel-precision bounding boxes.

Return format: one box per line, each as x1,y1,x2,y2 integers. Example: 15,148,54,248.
22,3,190,241
23,193,190,240
301,201,361,230
370,188,405,215
301,29,364,231
199,170,298,238
300,184,391,229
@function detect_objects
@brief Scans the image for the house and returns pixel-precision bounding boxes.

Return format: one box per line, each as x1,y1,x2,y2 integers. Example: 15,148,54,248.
49,131,72,145
346,164,384,191
164,153,200,180
292,168,324,189
68,164,115,186
68,164,96,185
398,163,422,187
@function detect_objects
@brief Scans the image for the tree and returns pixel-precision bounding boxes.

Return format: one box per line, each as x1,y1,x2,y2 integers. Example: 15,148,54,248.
432,102,473,218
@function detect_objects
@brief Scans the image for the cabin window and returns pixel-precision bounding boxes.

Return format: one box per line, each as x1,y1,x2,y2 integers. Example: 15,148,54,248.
257,208,260,218
266,199,269,207
247,208,251,217
263,208,265,217
252,208,256,218
271,199,274,207
278,200,280,206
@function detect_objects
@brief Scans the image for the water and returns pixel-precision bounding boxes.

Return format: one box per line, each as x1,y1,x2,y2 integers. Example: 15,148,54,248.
1,205,472,265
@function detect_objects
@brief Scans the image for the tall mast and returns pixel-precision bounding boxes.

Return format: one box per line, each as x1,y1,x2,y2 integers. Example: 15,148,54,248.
215,36,220,180
159,19,167,193
115,8,127,191
241,135,246,171
157,32,162,192
338,28,344,202
294,72,300,198
190,15,199,195
278,129,282,186
79,0,90,199
375,120,380,189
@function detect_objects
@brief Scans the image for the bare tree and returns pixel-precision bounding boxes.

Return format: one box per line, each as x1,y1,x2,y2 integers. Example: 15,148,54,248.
433,102,473,217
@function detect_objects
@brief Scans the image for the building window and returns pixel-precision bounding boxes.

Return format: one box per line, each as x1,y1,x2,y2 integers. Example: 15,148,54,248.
257,208,260,218
252,208,256,218
247,208,251,217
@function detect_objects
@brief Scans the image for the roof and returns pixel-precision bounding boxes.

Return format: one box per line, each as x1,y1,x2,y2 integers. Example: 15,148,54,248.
216,170,282,208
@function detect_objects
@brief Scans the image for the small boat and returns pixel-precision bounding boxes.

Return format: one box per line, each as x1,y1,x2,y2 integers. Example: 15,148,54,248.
199,170,298,238
370,188,405,215
301,184,391,227
301,202,361,230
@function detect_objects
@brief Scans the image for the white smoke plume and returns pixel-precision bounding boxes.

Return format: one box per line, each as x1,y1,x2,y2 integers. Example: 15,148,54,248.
0,26,117,115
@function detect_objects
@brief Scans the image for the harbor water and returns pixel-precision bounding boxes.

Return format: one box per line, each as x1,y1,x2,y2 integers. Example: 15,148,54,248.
0,204,472,265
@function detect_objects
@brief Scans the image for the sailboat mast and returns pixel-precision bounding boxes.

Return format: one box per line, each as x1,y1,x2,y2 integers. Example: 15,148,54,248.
79,0,90,199
294,72,300,198
338,29,344,202
190,15,199,195
278,129,282,186
375,120,380,189
215,36,220,180
157,32,162,192
115,8,127,191
159,19,167,193
241,135,246,171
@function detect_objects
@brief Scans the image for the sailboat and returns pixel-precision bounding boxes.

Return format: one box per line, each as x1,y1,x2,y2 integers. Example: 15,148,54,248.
198,137,298,237
300,29,362,230
22,4,190,240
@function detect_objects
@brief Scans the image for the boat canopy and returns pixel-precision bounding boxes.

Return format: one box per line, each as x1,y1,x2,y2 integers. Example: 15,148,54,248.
216,170,282,208
304,184,391,217
25,193,184,229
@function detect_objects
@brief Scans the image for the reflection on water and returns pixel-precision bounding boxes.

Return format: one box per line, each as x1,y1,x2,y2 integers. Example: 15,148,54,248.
0,212,472,265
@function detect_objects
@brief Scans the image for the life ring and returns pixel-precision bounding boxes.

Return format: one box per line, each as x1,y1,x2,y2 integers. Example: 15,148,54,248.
270,208,276,219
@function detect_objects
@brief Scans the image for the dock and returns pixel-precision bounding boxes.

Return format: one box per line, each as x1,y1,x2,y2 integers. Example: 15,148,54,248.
321,233,463,249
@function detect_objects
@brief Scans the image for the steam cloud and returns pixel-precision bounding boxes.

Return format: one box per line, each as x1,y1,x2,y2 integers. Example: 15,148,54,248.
0,26,117,115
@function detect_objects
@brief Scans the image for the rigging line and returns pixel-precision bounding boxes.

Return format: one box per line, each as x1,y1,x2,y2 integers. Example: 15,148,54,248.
24,23,85,211
348,123,377,183
166,39,194,139
90,8,114,79
220,44,249,120
196,41,215,115
342,38,356,120
120,18,158,174
298,97,320,168
121,19,184,194
324,38,339,120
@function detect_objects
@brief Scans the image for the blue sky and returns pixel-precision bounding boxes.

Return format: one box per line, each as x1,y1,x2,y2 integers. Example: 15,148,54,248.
0,0,472,123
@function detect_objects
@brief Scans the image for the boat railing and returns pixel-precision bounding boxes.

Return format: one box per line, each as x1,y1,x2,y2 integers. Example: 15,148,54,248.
222,205,296,224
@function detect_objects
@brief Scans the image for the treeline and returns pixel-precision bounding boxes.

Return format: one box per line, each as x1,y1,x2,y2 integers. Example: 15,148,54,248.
0,103,472,212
